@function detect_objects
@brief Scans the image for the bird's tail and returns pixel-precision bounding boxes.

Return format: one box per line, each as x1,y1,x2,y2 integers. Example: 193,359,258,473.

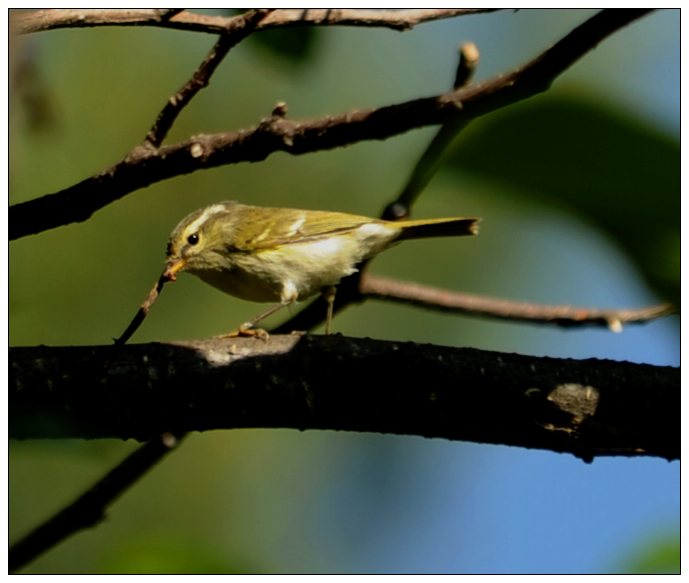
395,217,480,241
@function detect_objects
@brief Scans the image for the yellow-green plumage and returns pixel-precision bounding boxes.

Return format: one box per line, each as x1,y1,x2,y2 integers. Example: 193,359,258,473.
164,201,479,334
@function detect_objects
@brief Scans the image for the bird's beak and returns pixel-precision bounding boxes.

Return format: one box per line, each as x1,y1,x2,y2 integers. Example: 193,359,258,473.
163,258,186,282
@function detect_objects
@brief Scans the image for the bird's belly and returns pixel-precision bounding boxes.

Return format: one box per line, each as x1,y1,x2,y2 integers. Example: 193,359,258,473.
257,237,363,299
190,232,386,304
193,266,284,303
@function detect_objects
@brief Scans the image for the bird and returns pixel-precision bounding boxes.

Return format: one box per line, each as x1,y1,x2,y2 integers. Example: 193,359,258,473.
163,200,480,338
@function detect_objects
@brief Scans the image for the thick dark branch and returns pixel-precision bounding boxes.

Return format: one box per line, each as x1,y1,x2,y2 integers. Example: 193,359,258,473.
145,9,273,147
9,9,654,240
361,275,677,331
14,8,499,36
10,336,679,461
9,432,185,573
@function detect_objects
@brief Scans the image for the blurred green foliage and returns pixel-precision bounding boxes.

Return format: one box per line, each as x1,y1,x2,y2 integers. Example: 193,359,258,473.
229,9,321,66
250,27,320,66
98,537,261,574
445,95,680,305
617,535,680,574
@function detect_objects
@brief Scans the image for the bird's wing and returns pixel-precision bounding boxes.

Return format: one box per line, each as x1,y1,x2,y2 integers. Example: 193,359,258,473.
232,209,379,251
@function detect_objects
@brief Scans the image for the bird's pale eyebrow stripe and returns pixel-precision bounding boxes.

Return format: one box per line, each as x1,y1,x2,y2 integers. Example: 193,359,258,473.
183,205,227,237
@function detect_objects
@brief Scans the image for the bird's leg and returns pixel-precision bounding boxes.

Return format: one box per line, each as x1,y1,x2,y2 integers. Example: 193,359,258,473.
217,301,290,342
218,283,299,341
322,285,337,335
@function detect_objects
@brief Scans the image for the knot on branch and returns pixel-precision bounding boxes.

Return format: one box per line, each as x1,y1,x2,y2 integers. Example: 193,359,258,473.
257,116,297,150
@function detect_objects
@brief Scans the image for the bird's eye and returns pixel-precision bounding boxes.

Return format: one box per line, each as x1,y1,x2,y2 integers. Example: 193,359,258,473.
187,233,199,245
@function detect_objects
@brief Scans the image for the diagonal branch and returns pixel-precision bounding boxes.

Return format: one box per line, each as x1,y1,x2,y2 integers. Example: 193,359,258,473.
14,8,500,36
383,41,481,221
361,275,677,331
9,432,186,573
145,8,273,147
9,9,654,241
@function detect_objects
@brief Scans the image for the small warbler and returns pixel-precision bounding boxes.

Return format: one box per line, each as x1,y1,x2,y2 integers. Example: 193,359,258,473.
163,201,480,337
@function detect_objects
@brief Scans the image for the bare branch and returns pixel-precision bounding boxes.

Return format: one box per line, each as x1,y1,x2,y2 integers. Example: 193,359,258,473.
361,275,677,331
9,9,654,241
9,433,186,573
113,274,168,346
9,337,679,461
156,9,185,21
453,42,480,90
145,9,273,147
14,8,500,36
384,42,481,221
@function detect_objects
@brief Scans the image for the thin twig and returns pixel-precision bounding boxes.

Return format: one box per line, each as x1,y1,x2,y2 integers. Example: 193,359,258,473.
8,274,178,572
453,42,480,90
145,9,273,147
384,42,481,221
9,10,655,241
114,274,168,345
361,275,677,331
15,8,500,36
9,433,186,573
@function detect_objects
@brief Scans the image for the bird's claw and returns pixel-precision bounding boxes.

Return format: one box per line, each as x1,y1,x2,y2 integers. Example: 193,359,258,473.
216,324,269,342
